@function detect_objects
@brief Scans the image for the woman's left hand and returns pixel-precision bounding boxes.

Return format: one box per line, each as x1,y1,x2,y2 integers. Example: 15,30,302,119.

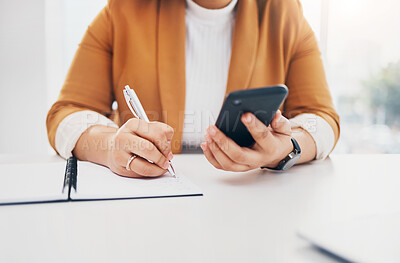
201,110,294,171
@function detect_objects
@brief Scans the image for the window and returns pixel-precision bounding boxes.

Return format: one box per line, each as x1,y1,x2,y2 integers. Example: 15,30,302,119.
303,0,400,153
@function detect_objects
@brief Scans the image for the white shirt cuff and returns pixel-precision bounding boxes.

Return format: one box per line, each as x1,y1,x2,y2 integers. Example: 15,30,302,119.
55,110,118,159
289,113,335,160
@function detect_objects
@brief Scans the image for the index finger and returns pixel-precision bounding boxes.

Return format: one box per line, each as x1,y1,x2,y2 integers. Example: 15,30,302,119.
206,125,258,165
124,119,174,159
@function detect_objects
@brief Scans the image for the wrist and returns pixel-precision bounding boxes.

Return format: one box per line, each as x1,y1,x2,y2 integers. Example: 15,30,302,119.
74,125,118,167
292,127,316,164
264,136,293,168
104,129,118,168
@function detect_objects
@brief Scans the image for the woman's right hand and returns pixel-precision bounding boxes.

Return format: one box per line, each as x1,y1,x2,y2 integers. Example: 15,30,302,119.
106,118,174,178
74,118,174,178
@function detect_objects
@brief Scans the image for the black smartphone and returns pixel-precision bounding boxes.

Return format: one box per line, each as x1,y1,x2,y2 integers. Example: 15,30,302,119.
215,85,288,147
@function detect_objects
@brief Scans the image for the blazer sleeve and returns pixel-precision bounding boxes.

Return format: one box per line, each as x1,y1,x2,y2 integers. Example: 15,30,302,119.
283,0,340,146
46,3,115,153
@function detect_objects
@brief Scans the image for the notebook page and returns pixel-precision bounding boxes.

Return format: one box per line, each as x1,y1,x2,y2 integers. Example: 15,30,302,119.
0,162,68,205
70,161,202,200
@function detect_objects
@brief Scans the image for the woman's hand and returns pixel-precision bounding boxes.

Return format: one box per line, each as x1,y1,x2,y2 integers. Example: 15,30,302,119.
201,110,294,171
107,119,174,177
74,118,174,178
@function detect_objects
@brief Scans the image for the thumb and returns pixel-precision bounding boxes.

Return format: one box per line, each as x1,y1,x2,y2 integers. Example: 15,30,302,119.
241,112,272,145
271,110,292,136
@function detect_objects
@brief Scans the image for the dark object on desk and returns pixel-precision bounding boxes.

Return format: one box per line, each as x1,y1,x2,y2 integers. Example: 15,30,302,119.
215,85,288,147
298,213,400,263
62,155,77,195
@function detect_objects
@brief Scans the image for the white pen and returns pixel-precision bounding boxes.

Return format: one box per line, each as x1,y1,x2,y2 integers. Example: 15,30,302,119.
123,85,176,177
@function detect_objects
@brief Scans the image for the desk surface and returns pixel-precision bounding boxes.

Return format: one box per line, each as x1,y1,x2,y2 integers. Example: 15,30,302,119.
0,154,399,263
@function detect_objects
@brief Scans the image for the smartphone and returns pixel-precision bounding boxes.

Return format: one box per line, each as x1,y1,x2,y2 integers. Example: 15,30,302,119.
215,85,288,147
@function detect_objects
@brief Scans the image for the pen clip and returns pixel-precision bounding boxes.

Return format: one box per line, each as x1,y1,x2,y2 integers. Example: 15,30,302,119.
123,89,140,119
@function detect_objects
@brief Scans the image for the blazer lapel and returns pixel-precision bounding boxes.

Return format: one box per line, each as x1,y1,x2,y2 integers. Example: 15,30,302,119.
225,0,259,95
157,0,186,153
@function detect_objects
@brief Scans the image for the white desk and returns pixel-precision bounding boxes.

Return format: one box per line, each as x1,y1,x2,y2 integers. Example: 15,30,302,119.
0,154,399,263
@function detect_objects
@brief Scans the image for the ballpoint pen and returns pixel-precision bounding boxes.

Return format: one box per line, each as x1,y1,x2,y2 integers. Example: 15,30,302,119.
123,85,176,177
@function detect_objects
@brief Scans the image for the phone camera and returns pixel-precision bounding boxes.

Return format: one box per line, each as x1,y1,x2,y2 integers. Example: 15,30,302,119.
232,99,242,106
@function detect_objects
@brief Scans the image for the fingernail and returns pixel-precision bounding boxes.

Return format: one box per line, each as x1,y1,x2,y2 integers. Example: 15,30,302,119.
168,152,173,160
209,127,216,136
245,114,252,123
200,142,207,151
163,161,170,169
205,134,211,143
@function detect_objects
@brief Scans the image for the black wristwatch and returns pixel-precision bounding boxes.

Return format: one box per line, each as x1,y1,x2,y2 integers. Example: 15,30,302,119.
262,138,301,171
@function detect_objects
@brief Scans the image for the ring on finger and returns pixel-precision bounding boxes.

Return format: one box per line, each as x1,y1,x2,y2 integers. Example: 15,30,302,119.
126,154,137,171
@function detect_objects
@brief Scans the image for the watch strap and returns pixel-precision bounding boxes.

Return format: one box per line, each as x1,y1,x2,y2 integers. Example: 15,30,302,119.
262,138,301,171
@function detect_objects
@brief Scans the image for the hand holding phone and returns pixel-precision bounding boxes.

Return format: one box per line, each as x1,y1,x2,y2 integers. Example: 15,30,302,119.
215,85,288,147
202,85,294,171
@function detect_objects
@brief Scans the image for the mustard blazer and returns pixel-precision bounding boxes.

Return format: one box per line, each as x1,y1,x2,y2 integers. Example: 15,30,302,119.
47,0,340,153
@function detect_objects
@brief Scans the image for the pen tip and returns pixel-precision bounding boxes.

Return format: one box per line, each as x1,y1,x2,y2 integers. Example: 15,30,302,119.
168,166,176,177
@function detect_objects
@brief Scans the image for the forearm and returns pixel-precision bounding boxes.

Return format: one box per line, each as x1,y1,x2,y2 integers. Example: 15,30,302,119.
292,128,316,164
73,125,118,167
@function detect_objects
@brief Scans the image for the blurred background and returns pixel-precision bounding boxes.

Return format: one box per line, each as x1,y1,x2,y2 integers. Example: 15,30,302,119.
0,0,399,155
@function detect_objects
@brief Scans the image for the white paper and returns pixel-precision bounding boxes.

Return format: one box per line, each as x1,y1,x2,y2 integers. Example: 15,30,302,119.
0,162,68,204
70,161,202,200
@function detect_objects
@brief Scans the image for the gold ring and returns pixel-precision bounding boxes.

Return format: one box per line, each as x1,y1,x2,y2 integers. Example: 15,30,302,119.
126,155,137,171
